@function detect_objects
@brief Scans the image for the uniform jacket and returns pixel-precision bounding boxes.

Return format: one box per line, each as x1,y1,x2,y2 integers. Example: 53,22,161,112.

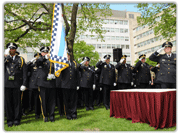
149,53,176,83
4,55,27,88
27,62,38,89
115,63,132,84
56,60,79,89
134,61,151,85
35,56,56,88
96,61,116,86
79,65,95,89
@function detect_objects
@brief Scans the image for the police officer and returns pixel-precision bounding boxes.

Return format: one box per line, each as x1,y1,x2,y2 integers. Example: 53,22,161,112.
35,46,56,122
134,54,151,88
4,43,27,127
27,52,41,119
79,57,95,111
56,52,79,120
96,55,116,110
149,41,176,88
150,63,161,88
115,55,133,89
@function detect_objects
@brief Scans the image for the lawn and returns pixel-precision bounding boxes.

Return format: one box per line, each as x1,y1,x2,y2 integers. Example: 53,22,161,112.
4,105,176,131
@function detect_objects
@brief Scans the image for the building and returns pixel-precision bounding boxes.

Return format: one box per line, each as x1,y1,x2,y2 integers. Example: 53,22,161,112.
78,10,141,65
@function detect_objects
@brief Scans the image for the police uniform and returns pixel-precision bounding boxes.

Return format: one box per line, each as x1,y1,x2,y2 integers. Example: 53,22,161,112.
134,54,151,88
79,57,95,111
96,55,116,110
56,56,79,120
4,43,27,127
149,42,176,88
115,55,132,89
27,53,41,119
35,46,56,122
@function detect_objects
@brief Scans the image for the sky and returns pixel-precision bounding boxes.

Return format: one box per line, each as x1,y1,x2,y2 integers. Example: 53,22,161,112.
109,3,140,13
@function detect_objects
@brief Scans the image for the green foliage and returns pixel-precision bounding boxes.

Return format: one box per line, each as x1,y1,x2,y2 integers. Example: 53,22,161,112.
134,58,157,66
73,41,99,66
136,3,176,41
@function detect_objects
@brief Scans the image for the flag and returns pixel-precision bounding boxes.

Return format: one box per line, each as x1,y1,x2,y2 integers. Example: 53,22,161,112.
49,3,69,77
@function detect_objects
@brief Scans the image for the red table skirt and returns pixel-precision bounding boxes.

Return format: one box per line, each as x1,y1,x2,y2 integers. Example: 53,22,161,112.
110,89,176,129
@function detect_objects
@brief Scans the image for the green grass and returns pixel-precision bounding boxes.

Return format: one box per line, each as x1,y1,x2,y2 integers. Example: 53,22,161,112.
4,106,176,131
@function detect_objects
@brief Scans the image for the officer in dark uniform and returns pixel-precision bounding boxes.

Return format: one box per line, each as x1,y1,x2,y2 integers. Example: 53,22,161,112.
4,43,27,127
149,41,176,88
96,55,116,110
134,54,151,88
115,55,133,89
150,63,161,88
79,57,95,111
56,52,79,120
27,52,41,119
35,46,56,122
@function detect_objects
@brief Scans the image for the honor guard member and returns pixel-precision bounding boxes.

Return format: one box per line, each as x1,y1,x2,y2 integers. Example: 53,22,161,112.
27,52,41,119
150,63,161,88
134,54,151,88
96,55,116,110
35,46,56,122
149,42,176,88
4,43,27,127
79,57,95,111
115,55,133,89
56,52,79,120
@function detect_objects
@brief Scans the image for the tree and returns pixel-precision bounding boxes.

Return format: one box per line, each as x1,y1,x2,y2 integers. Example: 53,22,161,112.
73,41,99,67
134,58,157,66
136,3,176,41
4,3,112,57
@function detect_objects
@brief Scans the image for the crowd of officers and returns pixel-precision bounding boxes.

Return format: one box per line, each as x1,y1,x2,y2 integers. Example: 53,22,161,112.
4,41,176,127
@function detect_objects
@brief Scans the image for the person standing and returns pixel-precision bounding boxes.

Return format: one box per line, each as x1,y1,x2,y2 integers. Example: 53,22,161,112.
150,63,161,88
149,41,176,88
57,52,79,120
35,46,56,122
96,55,116,110
134,54,151,88
4,43,27,127
79,57,95,111
115,55,133,89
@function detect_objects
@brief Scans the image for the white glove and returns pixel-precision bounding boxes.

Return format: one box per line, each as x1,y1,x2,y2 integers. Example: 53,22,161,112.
120,58,124,64
93,84,96,90
20,85,26,91
131,82,134,86
156,64,160,68
5,48,10,55
51,74,56,79
77,86,79,90
80,60,86,65
114,83,117,86
100,87,102,91
149,81,152,84
139,57,143,61
30,57,37,62
45,54,49,59
157,47,165,53
47,74,52,79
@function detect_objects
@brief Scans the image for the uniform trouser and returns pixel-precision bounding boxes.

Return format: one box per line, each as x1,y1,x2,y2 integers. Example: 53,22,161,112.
39,87,56,119
5,88,21,123
82,87,93,108
102,85,110,108
137,83,150,88
118,83,131,89
62,88,77,118
29,89,41,116
93,88,101,106
160,83,176,88
56,88,64,116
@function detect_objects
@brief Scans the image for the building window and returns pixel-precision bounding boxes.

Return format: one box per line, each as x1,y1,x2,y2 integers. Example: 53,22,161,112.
111,28,115,32
124,20,128,25
106,36,111,40
120,36,124,41
119,20,123,24
112,44,116,49
111,36,115,40
116,36,120,40
124,29,128,33
114,28,119,32
129,14,134,19
27,52,34,62
121,45,125,49
114,20,118,24
125,36,129,41
106,27,110,32
107,44,111,49
103,19,109,24
117,44,121,48
109,20,114,24
97,44,101,49
102,44,106,49
120,28,124,33
126,45,129,49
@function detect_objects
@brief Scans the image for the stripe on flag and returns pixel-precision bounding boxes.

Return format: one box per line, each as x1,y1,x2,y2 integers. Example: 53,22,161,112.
49,3,69,77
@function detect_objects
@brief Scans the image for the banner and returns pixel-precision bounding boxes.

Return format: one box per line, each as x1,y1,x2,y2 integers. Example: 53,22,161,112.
49,3,69,77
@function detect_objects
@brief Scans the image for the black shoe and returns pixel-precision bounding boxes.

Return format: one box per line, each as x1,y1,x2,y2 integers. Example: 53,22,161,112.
86,107,89,111
14,120,20,126
50,116,55,122
106,107,110,110
7,121,13,127
35,115,40,119
89,107,94,110
73,117,77,120
44,117,48,122
67,116,72,120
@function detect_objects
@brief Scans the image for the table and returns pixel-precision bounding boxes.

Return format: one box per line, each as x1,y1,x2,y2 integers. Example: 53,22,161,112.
110,89,176,129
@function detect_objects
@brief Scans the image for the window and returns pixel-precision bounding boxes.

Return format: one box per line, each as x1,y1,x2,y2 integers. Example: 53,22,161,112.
102,44,106,49
119,20,123,24
103,19,109,24
126,45,129,49
112,44,116,49
120,28,124,33
114,28,119,32
106,27,110,32
109,20,114,24
91,35,97,40
111,36,115,40
111,28,114,32
27,52,34,62
114,20,118,24
117,44,120,48
124,20,128,25
124,29,128,33
106,36,111,40
125,36,129,41
129,14,134,19
120,36,124,41
97,44,101,49
121,45,125,49
107,44,111,49
116,36,120,40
